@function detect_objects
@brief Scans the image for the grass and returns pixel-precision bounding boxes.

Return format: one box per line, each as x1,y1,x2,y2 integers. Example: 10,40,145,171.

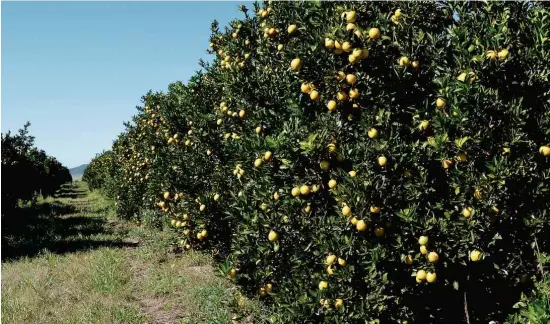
1,182,266,324
506,253,550,324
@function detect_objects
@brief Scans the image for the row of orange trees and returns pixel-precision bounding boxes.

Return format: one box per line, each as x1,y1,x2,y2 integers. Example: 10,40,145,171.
2,122,72,213
84,2,550,322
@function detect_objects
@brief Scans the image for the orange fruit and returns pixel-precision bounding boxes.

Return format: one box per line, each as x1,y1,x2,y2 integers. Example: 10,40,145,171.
436,98,446,109
327,100,337,111
356,220,367,231
290,58,302,71
368,28,380,39
268,230,279,242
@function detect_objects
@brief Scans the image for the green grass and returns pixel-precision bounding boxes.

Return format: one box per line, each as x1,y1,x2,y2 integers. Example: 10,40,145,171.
1,182,266,324
506,253,550,324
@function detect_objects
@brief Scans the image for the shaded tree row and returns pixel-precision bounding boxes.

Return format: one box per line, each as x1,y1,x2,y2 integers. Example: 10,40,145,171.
2,122,72,214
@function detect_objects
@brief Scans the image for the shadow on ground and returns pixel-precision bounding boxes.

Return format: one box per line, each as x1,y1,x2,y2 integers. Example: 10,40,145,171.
2,183,135,261
53,186,88,199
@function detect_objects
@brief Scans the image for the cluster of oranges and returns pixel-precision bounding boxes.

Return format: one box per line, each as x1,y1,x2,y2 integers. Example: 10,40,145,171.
85,2,550,321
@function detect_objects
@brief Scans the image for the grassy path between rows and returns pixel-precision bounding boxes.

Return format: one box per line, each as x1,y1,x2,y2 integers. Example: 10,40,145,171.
2,182,264,324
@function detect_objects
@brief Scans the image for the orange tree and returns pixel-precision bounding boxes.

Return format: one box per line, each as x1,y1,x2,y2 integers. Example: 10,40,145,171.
2,122,72,212
84,1,550,322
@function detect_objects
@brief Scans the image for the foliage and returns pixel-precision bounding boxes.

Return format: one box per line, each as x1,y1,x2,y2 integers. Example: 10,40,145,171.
1,122,72,214
84,1,550,322
507,253,550,324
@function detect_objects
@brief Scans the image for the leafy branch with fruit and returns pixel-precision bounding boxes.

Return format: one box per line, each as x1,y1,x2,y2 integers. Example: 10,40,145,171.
83,1,550,322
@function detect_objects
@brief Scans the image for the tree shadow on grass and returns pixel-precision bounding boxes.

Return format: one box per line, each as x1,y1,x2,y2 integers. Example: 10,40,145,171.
2,191,135,261
53,187,88,199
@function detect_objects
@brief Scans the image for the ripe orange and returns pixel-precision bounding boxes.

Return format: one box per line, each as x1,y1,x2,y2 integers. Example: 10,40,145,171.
416,270,427,281
309,90,320,101
486,50,497,61
342,205,351,216
346,74,357,85
287,24,297,35
368,28,380,39
418,120,430,130
356,220,367,231
337,91,348,101
301,83,312,94
428,252,439,263
326,254,337,265
345,11,356,23
349,88,360,99
327,100,337,111
368,128,379,139
470,250,482,262
497,48,509,59
436,98,446,109
462,207,473,218
268,230,279,242
398,56,410,66
290,58,302,71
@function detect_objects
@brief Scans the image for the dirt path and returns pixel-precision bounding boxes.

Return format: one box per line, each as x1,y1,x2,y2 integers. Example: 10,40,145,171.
2,182,263,324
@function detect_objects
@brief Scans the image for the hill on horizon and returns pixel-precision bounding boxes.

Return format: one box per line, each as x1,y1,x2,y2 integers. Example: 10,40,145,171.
69,164,88,181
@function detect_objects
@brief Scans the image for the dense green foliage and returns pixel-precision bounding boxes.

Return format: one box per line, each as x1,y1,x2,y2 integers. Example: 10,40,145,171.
84,1,550,322
2,122,72,214
507,253,550,324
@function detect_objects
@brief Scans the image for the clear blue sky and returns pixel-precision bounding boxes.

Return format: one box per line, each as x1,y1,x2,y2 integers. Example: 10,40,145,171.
2,1,250,168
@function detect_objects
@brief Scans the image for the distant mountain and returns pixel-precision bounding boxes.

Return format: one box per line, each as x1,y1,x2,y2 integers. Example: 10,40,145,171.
69,164,88,180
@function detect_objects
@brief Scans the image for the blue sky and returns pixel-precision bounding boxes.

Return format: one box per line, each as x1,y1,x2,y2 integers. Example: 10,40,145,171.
2,1,250,168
